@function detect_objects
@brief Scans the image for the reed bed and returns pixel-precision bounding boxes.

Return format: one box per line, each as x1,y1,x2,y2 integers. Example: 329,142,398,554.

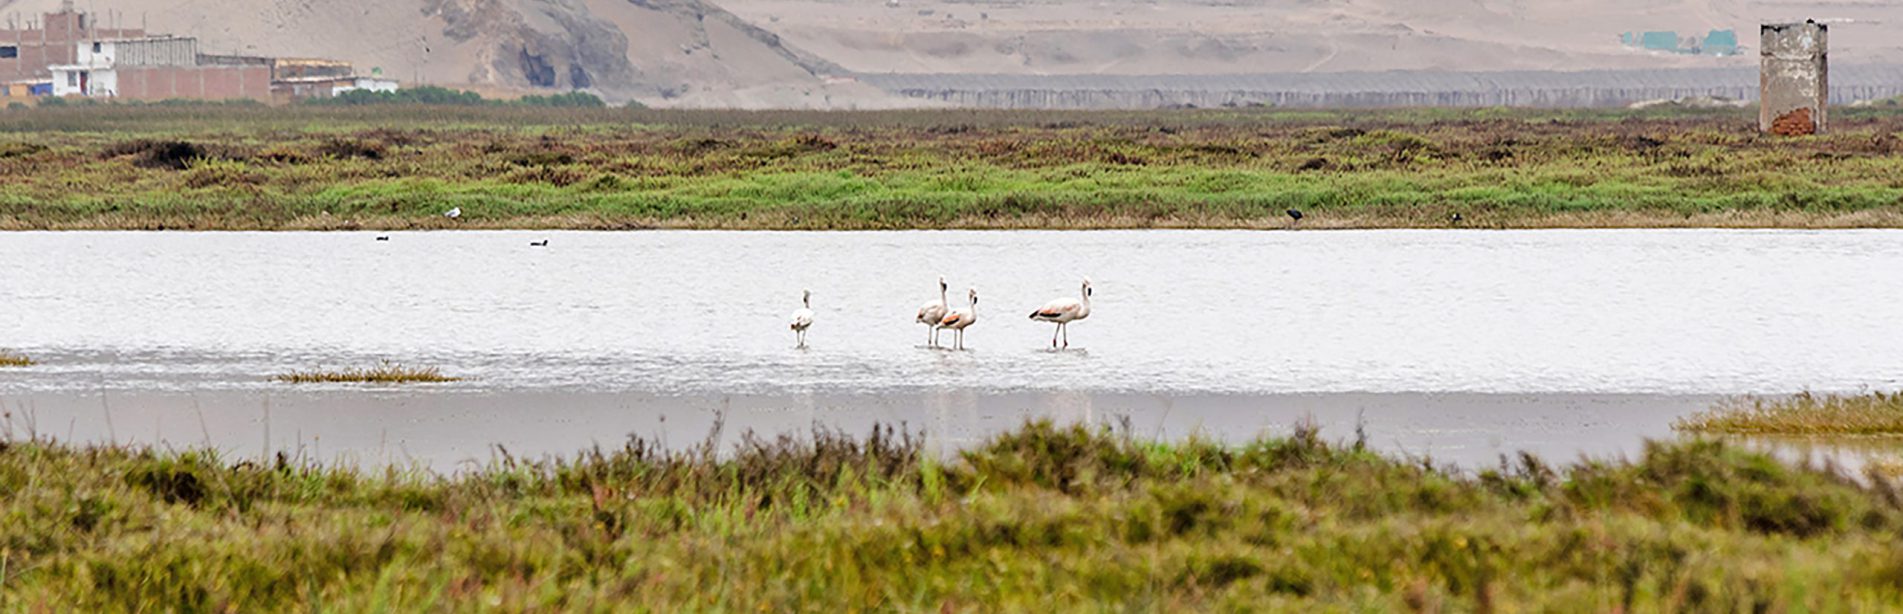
0,350,31,366
1676,392,1903,435
2,420,1902,610
272,362,458,384
4,105,1903,229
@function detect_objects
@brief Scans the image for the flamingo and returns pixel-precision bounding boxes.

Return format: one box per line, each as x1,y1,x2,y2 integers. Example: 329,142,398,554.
1030,278,1092,349
789,290,815,348
939,288,978,350
915,276,950,347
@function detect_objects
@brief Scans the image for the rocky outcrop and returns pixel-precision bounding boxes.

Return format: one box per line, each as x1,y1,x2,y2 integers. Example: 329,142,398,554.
425,0,638,92
416,0,865,105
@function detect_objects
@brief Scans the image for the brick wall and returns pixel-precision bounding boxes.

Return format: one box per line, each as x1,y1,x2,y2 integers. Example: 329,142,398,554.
115,65,269,102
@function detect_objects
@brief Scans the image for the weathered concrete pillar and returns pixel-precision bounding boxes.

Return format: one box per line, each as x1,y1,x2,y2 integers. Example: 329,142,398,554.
1761,20,1827,135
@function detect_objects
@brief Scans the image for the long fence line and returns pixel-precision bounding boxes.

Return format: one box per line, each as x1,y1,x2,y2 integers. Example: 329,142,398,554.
858,65,1903,109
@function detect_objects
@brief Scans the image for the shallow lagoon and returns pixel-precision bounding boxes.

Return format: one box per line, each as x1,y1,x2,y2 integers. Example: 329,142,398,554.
2,230,1899,469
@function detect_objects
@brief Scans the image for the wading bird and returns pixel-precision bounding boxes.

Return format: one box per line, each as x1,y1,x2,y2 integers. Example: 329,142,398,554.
1030,278,1092,349
444,207,462,220
789,290,815,348
1286,208,1304,227
916,275,950,347
1450,212,1464,225
939,288,978,350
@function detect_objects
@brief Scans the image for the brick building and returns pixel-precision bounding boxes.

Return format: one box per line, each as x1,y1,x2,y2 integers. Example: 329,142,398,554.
10,2,388,103
49,37,271,101
0,4,142,84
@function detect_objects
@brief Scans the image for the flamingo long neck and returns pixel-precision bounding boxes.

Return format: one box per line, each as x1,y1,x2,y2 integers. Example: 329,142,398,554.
939,285,948,309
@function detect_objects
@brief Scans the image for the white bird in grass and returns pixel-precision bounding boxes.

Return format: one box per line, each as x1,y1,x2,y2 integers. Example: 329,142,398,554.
789,289,815,348
1030,278,1092,349
915,275,950,347
444,207,462,219
938,288,978,350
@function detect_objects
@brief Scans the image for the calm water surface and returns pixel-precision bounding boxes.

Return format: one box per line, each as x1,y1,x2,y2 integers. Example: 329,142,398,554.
2,229,1900,396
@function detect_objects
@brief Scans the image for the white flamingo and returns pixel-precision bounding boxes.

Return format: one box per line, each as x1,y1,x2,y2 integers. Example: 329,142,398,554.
1030,278,1092,349
938,288,978,350
916,275,950,347
789,289,815,348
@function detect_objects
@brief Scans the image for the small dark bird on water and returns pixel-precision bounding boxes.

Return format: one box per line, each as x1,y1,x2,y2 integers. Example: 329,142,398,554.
530,239,549,247
1286,208,1304,227
375,236,390,241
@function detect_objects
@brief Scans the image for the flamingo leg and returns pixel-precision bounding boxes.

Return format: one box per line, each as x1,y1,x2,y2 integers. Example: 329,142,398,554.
1051,324,1060,348
1061,323,1069,348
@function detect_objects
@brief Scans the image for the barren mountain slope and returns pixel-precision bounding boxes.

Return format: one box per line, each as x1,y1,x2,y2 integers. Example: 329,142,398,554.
0,0,1897,108
719,0,1903,75
0,0,895,107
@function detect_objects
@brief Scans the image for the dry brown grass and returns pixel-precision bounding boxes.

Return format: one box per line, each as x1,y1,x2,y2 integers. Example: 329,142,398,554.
1675,392,1903,436
273,361,459,384
0,350,32,367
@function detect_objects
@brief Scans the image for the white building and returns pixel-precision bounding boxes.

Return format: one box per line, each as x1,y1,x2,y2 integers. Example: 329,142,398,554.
334,76,399,96
49,37,197,98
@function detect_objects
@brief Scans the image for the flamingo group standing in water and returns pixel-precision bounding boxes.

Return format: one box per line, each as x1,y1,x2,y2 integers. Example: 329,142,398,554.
788,277,1091,350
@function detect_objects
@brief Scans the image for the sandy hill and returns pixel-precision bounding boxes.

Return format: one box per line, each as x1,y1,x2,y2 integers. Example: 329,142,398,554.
721,0,1903,75
0,0,1896,108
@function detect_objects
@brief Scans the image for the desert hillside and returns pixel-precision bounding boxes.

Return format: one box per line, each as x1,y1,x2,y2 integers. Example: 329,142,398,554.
0,0,1896,107
721,0,1903,75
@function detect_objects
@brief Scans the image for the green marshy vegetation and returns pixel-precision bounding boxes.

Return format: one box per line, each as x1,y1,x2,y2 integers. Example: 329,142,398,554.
3,420,1903,610
273,362,458,384
4,106,1903,229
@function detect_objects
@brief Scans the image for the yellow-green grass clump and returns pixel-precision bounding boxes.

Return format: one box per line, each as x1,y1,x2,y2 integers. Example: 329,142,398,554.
1675,392,1903,435
0,350,33,367
273,362,458,384
4,421,1903,610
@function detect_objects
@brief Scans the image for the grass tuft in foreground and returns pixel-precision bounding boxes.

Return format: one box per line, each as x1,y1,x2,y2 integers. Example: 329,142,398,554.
272,361,458,383
0,350,32,366
3,420,1903,610
1675,392,1903,435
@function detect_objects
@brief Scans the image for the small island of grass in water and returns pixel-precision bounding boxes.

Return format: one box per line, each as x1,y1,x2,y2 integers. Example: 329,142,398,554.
273,361,458,383
0,350,33,367
1675,392,1903,436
